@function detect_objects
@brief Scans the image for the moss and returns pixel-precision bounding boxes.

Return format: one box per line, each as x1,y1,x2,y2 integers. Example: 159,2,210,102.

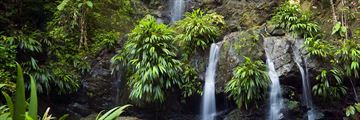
232,27,264,60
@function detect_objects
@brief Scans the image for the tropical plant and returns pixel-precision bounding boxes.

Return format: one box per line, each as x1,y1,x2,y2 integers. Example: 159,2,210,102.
304,37,334,59
312,69,347,100
96,104,131,120
333,40,360,100
0,63,38,120
111,15,182,103
0,36,17,92
345,102,360,119
332,22,348,38
224,57,270,109
270,1,319,38
174,9,224,59
179,64,202,97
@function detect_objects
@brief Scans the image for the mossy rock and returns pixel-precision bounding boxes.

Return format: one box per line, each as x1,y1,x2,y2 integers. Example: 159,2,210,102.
216,28,265,93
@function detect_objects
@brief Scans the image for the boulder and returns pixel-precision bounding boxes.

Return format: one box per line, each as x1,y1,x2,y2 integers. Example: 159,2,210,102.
216,30,264,93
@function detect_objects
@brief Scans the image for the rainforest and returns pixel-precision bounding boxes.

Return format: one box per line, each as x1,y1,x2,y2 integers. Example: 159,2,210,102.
1,0,360,120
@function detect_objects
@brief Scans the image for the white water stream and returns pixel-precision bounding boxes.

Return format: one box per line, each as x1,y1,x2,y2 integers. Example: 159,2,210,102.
201,43,220,120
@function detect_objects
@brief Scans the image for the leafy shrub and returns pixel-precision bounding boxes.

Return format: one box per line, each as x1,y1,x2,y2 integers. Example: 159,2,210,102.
0,36,16,92
0,63,38,120
174,9,224,59
312,69,347,100
270,1,319,38
225,57,270,109
304,37,334,58
179,64,202,97
112,15,182,103
334,40,360,79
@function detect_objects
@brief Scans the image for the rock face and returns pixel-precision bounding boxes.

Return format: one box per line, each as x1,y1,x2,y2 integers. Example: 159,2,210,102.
81,50,129,111
216,30,265,93
264,35,296,78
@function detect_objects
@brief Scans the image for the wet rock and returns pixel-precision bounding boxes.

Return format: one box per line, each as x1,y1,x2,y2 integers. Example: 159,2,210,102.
223,108,266,120
80,50,130,112
264,35,296,77
216,30,264,93
271,29,286,36
68,103,92,117
214,0,276,31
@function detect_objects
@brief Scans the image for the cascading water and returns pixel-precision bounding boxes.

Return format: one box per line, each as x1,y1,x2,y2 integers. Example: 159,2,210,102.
169,0,185,22
293,43,315,120
201,43,220,120
265,42,283,120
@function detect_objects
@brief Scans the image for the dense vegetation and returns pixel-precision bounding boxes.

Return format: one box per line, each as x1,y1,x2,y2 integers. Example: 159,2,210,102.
225,57,269,109
111,10,224,103
1,0,360,119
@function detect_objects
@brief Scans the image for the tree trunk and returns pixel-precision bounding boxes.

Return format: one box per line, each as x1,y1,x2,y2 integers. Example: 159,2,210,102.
330,0,338,24
350,78,358,102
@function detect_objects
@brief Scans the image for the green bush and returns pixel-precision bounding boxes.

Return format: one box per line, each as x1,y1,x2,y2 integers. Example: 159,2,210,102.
225,57,270,109
270,1,318,38
174,9,224,59
179,64,202,97
112,15,182,103
312,69,347,100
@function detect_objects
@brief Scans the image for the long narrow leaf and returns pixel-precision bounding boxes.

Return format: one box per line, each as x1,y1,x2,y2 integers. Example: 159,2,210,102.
29,76,38,120
2,92,14,118
97,107,119,120
14,63,26,120
103,105,131,120
58,114,69,120
0,84,6,89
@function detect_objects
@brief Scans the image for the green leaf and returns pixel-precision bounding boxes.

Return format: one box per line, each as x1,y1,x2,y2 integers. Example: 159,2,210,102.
2,92,13,118
332,22,341,35
0,84,6,89
57,0,70,10
58,114,69,120
86,1,93,8
97,105,131,120
13,63,26,120
0,113,10,120
102,105,131,120
28,76,38,120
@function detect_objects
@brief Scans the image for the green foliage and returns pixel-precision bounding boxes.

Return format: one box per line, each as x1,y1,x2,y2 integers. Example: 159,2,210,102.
333,40,360,79
174,9,224,58
312,69,347,100
345,103,360,118
270,1,319,38
0,36,16,92
113,15,182,103
14,63,26,120
96,104,131,120
179,64,202,97
225,57,270,109
331,22,348,37
304,37,333,58
29,76,38,120
0,63,38,120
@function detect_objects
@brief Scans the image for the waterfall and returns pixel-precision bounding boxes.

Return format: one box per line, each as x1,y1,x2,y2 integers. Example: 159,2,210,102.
201,43,220,120
169,0,185,22
293,44,316,120
265,43,284,120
